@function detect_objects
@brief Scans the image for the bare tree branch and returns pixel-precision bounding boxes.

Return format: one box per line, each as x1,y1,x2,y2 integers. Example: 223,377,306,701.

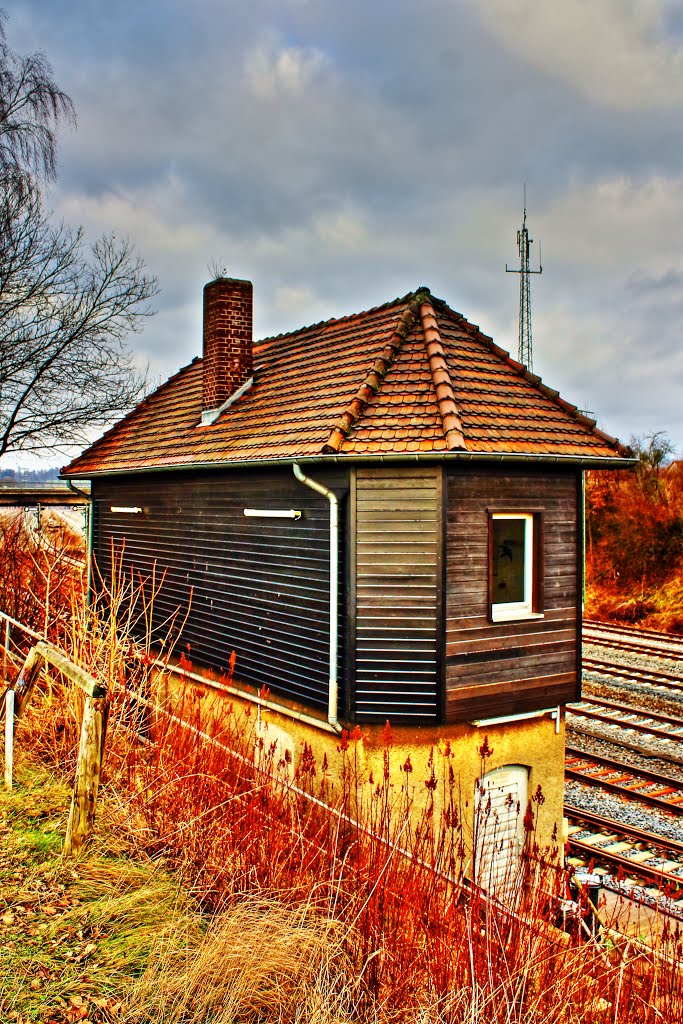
0,178,157,456
0,16,157,459
0,9,75,182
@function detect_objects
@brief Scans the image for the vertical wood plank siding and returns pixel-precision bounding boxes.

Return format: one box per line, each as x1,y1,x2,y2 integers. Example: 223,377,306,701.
352,467,441,723
446,466,580,721
92,469,347,711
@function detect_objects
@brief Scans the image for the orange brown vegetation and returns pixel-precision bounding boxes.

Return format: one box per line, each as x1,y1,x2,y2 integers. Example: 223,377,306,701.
586,436,683,632
0,507,85,638
12,654,683,1024
3,519,683,1021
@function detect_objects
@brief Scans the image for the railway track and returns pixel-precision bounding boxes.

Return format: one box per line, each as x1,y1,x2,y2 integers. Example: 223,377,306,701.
582,656,683,693
568,696,683,745
565,747,683,813
565,806,683,909
565,623,683,903
583,619,683,661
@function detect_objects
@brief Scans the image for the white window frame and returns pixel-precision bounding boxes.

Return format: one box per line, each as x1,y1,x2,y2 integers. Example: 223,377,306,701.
490,512,540,622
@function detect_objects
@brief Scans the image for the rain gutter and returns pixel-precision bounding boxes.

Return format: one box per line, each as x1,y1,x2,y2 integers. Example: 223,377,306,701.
61,450,638,479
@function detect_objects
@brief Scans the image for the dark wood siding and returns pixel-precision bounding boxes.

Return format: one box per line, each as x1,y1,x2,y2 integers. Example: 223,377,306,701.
446,465,580,721
92,468,348,711
351,467,442,723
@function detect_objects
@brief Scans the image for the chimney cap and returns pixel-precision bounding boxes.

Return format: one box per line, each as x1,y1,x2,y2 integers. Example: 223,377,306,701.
205,275,252,288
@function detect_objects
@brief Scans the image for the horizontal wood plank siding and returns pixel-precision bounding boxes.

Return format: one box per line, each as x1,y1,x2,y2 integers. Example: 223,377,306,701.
446,466,580,721
353,467,441,723
92,468,348,711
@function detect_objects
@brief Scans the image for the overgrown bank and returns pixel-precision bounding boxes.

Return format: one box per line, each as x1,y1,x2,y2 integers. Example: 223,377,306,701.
4,647,683,1024
2,501,683,1022
586,436,683,632
0,762,353,1024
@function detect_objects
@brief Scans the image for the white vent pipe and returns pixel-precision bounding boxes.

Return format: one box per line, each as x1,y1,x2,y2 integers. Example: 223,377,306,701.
292,464,340,732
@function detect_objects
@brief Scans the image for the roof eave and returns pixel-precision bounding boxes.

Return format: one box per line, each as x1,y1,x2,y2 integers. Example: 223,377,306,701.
60,449,638,480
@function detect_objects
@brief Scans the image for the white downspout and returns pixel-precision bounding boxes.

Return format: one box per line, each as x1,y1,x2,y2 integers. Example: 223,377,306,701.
292,464,341,732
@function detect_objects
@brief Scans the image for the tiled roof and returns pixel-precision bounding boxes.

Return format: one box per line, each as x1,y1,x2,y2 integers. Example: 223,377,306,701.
63,288,629,476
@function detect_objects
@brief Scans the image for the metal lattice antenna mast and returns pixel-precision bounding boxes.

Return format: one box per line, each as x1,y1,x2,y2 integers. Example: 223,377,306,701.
506,186,542,372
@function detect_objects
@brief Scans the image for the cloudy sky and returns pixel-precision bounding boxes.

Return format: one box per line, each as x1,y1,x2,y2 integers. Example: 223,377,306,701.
5,0,683,463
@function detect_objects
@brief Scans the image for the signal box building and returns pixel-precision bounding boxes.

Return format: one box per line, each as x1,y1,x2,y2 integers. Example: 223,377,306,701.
63,277,632,856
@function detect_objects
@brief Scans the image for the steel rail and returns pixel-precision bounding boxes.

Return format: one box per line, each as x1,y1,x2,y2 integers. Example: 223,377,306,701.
567,839,683,895
566,804,683,857
582,657,683,692
566,745,683,791
565,769,683,814
567,720,683,768
567,706,683,744
565,807,683,915
584,634,683,660
565,749,683,814
584,619,683,649
571,695,683,731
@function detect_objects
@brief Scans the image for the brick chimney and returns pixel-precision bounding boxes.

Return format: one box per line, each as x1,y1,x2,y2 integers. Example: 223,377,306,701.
202,276,253,418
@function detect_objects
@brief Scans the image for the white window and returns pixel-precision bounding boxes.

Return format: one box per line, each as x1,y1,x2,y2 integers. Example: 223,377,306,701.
489,512,541,622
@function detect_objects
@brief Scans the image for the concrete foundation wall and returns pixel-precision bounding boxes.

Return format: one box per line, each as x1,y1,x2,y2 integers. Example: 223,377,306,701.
156,662,566,863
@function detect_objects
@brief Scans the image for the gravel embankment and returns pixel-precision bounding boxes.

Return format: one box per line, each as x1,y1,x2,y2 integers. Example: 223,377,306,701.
566,727,683,783
565,779,683,852
564,639,683,855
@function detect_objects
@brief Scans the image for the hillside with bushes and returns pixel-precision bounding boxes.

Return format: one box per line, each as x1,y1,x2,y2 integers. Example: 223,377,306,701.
585,433,683,632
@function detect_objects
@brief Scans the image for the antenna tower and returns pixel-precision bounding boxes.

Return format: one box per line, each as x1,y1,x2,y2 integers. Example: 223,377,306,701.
506,187,542,372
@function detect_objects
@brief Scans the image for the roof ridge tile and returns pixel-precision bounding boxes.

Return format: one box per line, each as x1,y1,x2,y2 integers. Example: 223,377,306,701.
421,301,466,450
322,290,427,453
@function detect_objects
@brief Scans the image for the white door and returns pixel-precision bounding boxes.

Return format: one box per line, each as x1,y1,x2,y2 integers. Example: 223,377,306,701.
474,764,529,896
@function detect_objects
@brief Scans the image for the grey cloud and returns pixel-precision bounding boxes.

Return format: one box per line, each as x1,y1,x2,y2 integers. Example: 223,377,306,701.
4,0,683,455
627,268,683,296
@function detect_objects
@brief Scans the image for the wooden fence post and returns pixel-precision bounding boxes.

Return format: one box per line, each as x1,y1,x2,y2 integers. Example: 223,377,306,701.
63,696,108,856
14,646,45,715
4,644,45,790
2,619,9,684
2,635,107,851
4,690,14,790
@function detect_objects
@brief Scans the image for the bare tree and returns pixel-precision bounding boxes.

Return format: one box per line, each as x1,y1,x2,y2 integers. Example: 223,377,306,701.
0,13,157,458
0,180,156,455
0,10,75,182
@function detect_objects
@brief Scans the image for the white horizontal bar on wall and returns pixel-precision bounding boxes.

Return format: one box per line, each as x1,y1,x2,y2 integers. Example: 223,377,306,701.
471,706,561,732
243,508,302,520
110,506,143,514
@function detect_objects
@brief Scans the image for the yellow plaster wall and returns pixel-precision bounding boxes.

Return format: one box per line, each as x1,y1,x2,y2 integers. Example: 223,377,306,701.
156,664,565,857
261,707,564,849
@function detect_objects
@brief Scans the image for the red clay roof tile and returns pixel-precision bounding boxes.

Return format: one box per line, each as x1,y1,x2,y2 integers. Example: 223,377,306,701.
63,287,630,477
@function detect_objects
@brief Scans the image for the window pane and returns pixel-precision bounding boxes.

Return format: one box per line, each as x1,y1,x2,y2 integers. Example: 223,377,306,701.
492,519,526,604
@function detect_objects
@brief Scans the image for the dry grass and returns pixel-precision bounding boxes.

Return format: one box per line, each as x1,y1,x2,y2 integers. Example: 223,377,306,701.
4,541,683,1023
586,572,683,634
0,756,359,1024
125,899,355,1024
8,647,683,1023
0,759,199,1022
50,673,683,1023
